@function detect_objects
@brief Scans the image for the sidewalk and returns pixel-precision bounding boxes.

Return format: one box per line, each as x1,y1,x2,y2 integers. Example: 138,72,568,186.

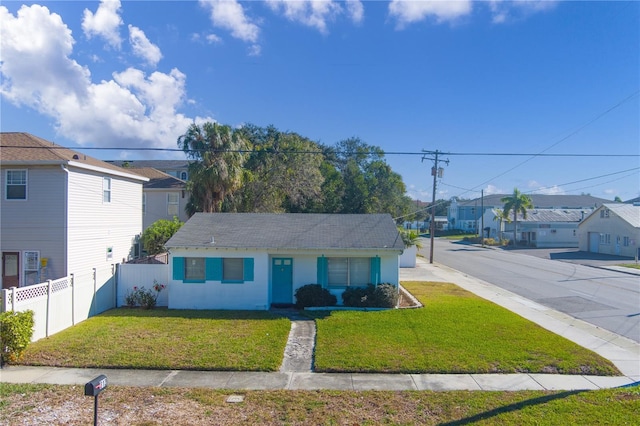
1,258,638,391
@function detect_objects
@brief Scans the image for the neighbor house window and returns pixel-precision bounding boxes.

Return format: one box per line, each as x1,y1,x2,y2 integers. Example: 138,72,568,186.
6,170,27,200
623,236,630,247
327,257,370,287
180,171,187,180
23,251,40,286
185,257,205,280
167,192,179,217
600,234,611,244
103,177,111,203
223,258,244,281
142,193,146,215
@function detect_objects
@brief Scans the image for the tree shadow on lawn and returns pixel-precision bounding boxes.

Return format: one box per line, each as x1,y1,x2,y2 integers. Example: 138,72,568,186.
440,390,587,426
99,307,288,321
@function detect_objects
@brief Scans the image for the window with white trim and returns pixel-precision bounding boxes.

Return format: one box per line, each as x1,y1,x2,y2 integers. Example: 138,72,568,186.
185,257,205,280
167,192,179,216
103,177,111,203
23,251,40,286
600,234,611,244
6,170,27,200
327,257,370,287
623,236,630,247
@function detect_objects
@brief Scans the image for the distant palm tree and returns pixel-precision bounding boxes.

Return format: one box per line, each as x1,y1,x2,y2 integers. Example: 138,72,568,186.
178,122,248,214
492,208,510,241
501,188,533,247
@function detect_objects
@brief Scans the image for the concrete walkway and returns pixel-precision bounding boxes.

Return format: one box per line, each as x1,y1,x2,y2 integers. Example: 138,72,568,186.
1,258,638,391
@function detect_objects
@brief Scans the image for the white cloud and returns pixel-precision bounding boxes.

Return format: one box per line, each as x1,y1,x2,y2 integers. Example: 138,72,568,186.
346,0,364,24
388,0,472,28
199,0,260,54
528,180,565,195
266,0,343,33
128,25,162,67
488,0,557,24
82,0,123,49
484,184,504,195
0,4,210,153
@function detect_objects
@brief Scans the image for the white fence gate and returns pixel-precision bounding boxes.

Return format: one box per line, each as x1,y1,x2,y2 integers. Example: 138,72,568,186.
1,266,117,342
116,263,169,307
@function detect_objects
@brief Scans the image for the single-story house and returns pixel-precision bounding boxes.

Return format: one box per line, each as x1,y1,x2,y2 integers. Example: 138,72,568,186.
481,208,592,248
165,213,404,310
578,204,640,258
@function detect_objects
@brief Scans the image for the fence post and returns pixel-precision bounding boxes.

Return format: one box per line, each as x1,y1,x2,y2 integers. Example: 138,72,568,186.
1,289,7,313
11,286,17,312
71,274,75,325
112,264,117,309
46,280,53,338
92,268,97,317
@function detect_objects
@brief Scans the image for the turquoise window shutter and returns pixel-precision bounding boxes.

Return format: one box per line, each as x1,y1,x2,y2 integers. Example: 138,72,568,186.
317,257,327,286
206,258,222,281
173,257,184,280
370,257,381,285
243,258,254,281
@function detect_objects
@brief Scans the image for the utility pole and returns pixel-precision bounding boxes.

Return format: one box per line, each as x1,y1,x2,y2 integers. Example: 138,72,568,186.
422,150,449,264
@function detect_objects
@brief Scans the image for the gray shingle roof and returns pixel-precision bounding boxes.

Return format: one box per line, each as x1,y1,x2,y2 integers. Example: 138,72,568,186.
128,168,186,190
166,213,404,251
496,208,590,223
459,194,611,209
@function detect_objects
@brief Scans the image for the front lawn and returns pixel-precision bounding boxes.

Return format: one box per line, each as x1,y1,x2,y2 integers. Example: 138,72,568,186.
618,263,640,270
311,281,620,375
2,383,639,425
20,309,291,371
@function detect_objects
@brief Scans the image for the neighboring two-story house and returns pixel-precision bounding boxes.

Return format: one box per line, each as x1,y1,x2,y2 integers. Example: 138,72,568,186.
1,133,147,288
127,167,190,230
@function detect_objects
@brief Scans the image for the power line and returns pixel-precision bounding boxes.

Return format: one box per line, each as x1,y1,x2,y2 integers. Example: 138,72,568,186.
1,145,638,157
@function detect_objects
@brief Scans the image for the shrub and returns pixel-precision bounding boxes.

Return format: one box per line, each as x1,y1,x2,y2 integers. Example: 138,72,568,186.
295,284,337,309
0,310,35,363
342,284,399,308
124,281,166,309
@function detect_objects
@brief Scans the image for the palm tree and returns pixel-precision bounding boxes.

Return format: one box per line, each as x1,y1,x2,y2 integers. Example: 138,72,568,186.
492,208,511,241
178,122,248,214
501,188,533,247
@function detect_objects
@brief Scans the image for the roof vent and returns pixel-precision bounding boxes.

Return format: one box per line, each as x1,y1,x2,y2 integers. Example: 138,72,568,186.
72,154,79,160
210,236,215,245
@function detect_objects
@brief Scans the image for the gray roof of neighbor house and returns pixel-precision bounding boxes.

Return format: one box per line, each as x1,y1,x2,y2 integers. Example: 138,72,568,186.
166,213,404,251
458,194,612,209
0,132,147,181
107,160,191,170
601,203,640,228
494,208,590,223
129,167,186,190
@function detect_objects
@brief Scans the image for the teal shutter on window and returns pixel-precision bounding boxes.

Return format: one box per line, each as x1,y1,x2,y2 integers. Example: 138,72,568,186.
206,258,222,281
243,258,254,281
173,257,184,280
370,256,381,285
317,256,327,286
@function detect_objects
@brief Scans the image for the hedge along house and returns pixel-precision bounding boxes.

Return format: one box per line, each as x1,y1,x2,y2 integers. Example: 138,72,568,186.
165,213,405,310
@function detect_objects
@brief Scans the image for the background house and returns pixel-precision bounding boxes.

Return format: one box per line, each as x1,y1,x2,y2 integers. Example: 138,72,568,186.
449,194,611,233
578,204,640,258
128,167,190,230
1,132,147,289
165,213,404,310
481,208,590,248
107,160,190,181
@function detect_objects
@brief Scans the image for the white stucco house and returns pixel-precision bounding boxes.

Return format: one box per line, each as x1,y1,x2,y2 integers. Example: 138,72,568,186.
0,132,148,289
165,213,404,310
578,204,640,258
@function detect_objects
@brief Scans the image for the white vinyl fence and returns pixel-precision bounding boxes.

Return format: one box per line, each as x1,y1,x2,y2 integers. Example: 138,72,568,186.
116,263,169,307
1,266,117,342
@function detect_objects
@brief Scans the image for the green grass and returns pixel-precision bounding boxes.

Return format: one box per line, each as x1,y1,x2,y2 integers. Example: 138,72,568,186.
618,263,640,270
1,383,638,425
311,281,620,375
20,309,291,371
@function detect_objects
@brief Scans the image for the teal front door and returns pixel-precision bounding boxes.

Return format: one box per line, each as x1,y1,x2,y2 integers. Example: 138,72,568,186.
272,258,293,304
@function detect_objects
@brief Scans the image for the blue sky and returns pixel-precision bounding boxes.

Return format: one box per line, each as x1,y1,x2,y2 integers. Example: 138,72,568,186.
1,1,638,202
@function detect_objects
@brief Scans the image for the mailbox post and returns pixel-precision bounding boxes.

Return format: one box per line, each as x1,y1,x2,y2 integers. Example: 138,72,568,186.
84,375,108,426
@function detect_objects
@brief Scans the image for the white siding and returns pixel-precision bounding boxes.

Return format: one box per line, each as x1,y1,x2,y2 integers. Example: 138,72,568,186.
142,189,189,230
1,166,67,283
578,207,639,257
67,167,143,278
